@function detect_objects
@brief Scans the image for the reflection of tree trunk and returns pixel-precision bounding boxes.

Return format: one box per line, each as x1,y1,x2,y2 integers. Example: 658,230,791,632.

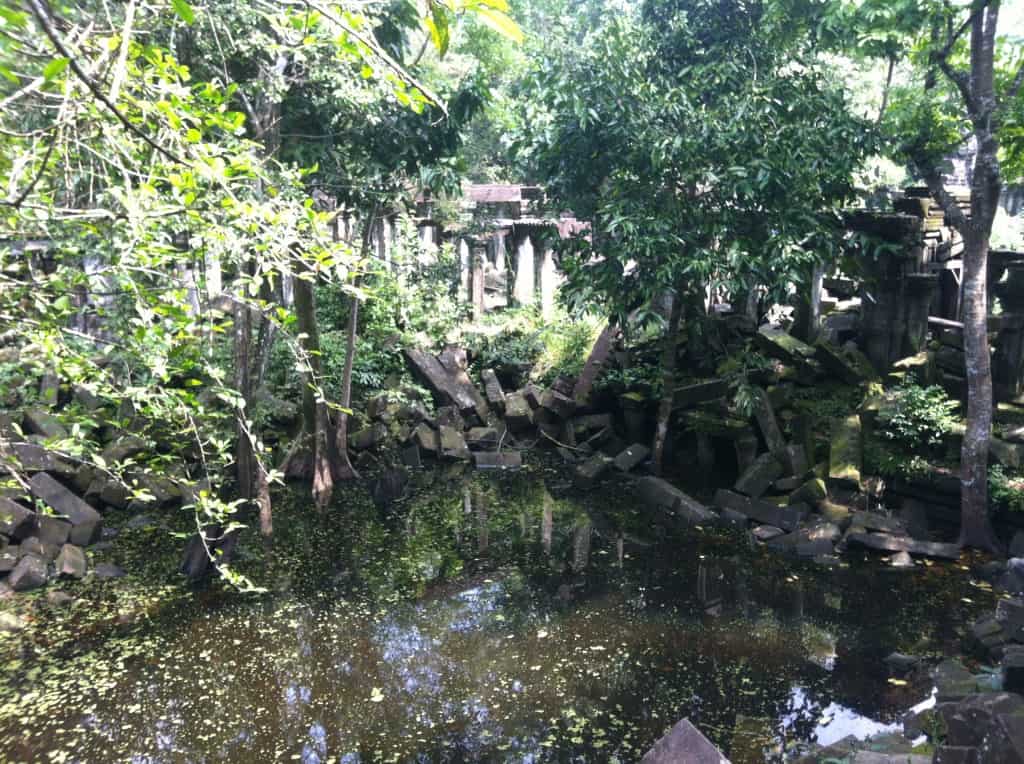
571,516,592,573
541,491,553,554
333,205,379,481
652,292,682,475
475,488,489,553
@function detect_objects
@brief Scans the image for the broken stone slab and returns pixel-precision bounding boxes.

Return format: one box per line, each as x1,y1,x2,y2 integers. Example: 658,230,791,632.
55,543,86,579
773,474,805,492
9,554,48,591
573,413,613,437
788,478,826,507
0,547,17,573
752,525,786,541
0,497,35,539
23,409,68,440
522,384,544,409
572,323,618,404
636,477,716,526
890,551,914,568
438,426,471,461
829,415,862,489
846,531,960,560
734,453,784,498
780,444,809,477
714,489,806,532
438,346,490,421
640,717,730,764
480,369,506,413
473,452,523,471
751,389,786,456
29,472,103,543
574,453,612,489
101,435,148,464
404,347,479,418
10,443,75,475
814,340,873,385
850,511,907,536
349,423,388,451
465,427,501,450
399,444,421,469
673,379,728,409
504,392,534,433
409,422,438,453
613,443,650,472
94,562,126,580
36,515,71,546
754,326,817,367
540,388,576,419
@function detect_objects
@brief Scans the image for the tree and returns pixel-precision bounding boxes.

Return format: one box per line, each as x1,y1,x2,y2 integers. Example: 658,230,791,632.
817,0,1024,550
520,0,872,473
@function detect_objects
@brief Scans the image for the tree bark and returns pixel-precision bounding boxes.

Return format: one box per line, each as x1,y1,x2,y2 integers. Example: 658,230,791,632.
652,291,682,475
233,273,256,505
333,204,380,481
293,272,335,510
921,2,1002,551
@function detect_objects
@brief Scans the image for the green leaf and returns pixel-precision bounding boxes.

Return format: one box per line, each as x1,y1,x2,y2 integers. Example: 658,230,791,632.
171,0,195,24
42,58,69,81
473,7,523,44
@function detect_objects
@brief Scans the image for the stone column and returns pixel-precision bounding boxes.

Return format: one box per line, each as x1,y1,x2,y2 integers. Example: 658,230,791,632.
513,230,535,306
540,246,559,319
901,274,938,357
471,238,487,319
418,222,437,262
458,238,470,302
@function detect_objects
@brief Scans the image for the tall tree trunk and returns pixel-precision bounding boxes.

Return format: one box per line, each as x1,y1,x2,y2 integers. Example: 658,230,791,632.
959,225,996,549
923,2,1004,551
333,204,380,481
233,270,256,505
652,291,682,476
293,272,335,510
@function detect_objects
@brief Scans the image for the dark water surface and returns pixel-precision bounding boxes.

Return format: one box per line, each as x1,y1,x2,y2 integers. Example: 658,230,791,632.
0,464,996,762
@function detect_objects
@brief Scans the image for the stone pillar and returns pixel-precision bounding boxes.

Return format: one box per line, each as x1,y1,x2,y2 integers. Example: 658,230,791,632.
992,314,1024,400
513,230,535,306
204,252,222,298
491,231,507,274
901,274,938,357
458,238,470,302
418,222,437,260
540,247,559,320
471,239,487,319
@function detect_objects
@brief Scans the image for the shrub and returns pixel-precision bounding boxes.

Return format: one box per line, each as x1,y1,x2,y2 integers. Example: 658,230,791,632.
990,464,1024,513
877,383,959,451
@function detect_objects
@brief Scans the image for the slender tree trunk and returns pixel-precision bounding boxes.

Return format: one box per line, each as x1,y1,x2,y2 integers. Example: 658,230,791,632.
652,291,682,476
922,3,1003,551
293,272,335,510
960,225,996,549
333,204,380,481
234,276,255,505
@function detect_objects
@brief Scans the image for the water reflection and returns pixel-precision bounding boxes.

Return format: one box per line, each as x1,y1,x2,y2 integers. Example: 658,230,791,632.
0,470,995,764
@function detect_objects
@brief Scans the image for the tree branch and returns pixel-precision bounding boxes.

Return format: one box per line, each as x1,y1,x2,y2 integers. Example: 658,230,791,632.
27,0,184,165
915,159,968,234
3,134,56,208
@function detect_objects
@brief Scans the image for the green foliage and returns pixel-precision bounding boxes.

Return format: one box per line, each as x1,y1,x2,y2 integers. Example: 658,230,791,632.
990,465,1024,513
464,306,601,386
877,383,960,451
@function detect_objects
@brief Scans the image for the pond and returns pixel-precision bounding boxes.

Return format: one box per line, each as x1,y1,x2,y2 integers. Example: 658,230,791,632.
0,461,996,763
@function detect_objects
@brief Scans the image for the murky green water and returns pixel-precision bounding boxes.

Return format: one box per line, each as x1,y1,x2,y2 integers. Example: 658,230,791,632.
0,463,996,762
